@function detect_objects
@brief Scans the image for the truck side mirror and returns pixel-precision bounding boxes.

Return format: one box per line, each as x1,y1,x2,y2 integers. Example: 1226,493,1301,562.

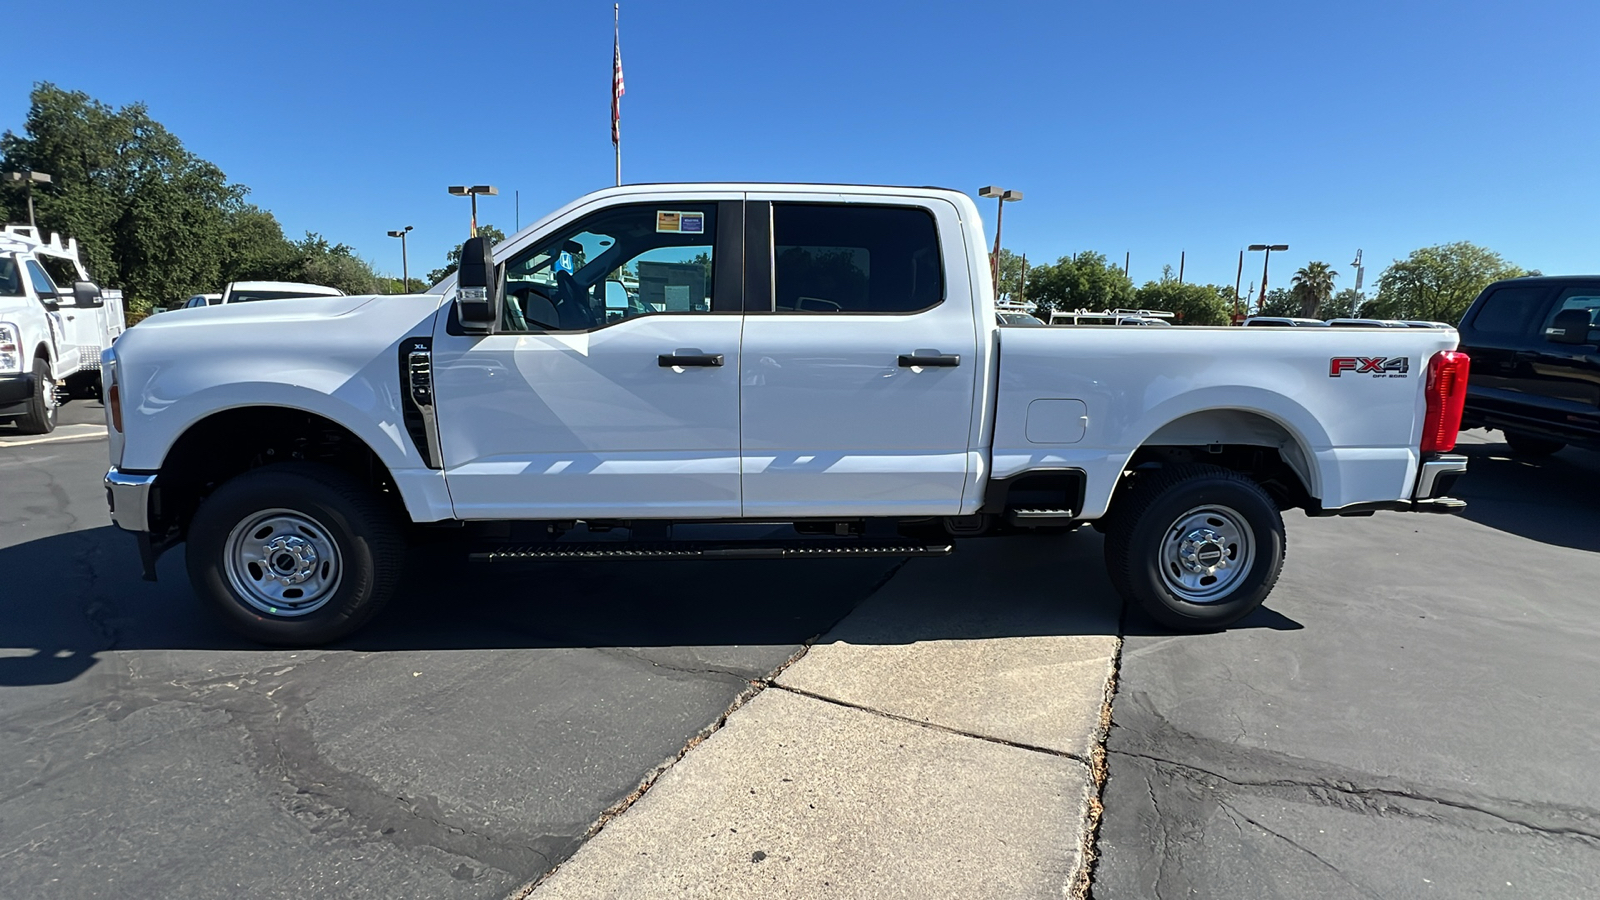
1546,309,1591,345
455,236,501,332
73,281,105,309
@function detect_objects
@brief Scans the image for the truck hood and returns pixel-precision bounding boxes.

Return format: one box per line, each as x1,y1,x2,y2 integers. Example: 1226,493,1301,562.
111,292,449,471
140,292,400,328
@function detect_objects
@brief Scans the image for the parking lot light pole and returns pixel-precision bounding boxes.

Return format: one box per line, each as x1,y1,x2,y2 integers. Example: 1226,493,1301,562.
1247,243,1288,312
448,185,499,238
6,170,52,231
978,185,1022,297
387,226,414,291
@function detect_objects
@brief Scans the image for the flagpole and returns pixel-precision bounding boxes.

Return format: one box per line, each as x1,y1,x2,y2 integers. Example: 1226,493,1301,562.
614,3,621,187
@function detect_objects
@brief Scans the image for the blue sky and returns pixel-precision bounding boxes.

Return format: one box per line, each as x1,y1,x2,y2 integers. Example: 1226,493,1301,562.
4,0,1595,295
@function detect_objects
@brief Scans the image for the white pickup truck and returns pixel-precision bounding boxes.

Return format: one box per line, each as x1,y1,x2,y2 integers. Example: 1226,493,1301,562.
101,184,1471,645
1,225,124,433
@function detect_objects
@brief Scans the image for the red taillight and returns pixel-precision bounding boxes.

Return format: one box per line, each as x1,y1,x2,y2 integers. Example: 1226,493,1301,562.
107,383,123,433
1421,350,1470,453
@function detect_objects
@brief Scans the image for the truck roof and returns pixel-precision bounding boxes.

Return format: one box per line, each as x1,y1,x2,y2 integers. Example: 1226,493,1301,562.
225,281,345,295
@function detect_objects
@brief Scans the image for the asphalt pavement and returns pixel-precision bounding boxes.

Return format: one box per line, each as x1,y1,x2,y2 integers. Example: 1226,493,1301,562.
8,400,1600,899
1093,430,1600,899
0,402,907,899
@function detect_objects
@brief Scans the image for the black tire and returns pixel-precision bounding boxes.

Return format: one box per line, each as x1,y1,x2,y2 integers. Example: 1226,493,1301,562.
1503,432,1564,457
12,357,58,435
1105,464,1286,631
186,462,404,646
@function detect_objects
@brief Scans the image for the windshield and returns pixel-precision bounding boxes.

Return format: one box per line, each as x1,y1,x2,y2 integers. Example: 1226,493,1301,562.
0,257,22,297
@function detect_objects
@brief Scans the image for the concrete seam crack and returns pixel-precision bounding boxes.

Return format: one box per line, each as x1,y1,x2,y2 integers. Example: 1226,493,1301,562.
767,682,1093,765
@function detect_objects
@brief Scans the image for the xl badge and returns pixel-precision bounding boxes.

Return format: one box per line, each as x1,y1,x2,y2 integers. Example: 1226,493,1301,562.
1330,357,1410,378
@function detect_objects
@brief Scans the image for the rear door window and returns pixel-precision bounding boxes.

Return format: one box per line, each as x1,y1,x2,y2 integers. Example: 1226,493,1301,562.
771,204,943,314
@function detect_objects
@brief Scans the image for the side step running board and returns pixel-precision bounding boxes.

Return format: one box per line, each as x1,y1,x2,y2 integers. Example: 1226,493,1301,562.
471,539,956,562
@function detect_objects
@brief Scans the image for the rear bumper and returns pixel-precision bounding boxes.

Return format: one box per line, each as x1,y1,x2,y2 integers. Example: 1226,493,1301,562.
1409,453,1468,513
1314,452,1468,517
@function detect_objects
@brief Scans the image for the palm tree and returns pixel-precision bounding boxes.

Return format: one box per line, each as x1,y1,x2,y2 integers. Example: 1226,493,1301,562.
1291,261,1338,318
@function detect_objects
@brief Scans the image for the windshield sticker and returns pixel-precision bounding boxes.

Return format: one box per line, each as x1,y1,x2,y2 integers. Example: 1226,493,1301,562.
656,211,705,234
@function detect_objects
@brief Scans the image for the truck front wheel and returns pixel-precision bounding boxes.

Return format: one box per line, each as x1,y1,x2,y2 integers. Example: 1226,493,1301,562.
1105,464,1285,631
186,462,404,646
12,357,58,435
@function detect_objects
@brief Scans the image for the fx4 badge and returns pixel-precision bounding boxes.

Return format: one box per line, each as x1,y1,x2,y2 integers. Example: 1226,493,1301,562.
1330,356,1410,378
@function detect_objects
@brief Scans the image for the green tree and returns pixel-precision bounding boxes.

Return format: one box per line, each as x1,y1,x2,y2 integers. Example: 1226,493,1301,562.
994,248,1029,304
0,83,252,317
1322,287,1365,319
289,232,379,294
1365,242,1524,324
1291,261,1339,318
1027,251,1135,312
1133,276,1233,325
1255,287,1298,317
218,204,297,283
426,225,507,284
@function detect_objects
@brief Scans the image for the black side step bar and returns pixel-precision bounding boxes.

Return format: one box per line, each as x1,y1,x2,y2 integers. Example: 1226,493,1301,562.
471,539,955,562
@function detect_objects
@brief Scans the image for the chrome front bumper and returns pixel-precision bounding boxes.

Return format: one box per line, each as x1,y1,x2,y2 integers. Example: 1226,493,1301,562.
105,467,157,532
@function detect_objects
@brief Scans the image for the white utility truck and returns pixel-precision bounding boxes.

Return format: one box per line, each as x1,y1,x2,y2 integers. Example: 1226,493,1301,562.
102,184,1471,645
1,225,123,432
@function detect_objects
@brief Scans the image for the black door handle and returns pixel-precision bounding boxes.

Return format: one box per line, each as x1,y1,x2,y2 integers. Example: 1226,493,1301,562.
659,353,724,367
898,353,960,368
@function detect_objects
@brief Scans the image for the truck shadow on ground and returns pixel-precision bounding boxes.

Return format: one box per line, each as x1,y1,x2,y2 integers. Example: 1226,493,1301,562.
1451,434,1600,553
0,526,1300,686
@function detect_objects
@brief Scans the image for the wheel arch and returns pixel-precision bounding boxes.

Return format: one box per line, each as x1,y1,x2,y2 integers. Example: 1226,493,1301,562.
152,405,408,542
1121,403,1326,511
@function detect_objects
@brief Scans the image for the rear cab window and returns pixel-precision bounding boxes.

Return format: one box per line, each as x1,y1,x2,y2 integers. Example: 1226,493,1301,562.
1467,284,1551,338
769,204,943,314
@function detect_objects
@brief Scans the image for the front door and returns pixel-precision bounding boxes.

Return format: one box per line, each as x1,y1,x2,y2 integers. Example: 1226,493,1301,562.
737,196,980,517
433,197,746,519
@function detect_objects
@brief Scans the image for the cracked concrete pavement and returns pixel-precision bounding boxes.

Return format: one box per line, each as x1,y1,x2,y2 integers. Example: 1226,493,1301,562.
524,536,1121,899
1093,432,1600,899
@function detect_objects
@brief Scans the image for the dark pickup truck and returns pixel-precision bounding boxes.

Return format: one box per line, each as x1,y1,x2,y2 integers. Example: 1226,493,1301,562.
1457,275,1600,454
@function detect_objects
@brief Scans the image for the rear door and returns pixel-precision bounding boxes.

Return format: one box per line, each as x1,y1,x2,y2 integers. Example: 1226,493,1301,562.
1460,281,1554,430
737,194,979,517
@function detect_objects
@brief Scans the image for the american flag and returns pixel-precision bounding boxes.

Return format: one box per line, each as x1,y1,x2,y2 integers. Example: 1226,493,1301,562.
612,18,625,146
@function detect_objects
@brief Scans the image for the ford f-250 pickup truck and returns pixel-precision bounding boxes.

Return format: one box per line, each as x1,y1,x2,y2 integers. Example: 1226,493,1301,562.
101,184,1471,645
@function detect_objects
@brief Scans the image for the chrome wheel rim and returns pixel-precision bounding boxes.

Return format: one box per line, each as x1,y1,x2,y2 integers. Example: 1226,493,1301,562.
224,508,343,616
1159,504,1254,603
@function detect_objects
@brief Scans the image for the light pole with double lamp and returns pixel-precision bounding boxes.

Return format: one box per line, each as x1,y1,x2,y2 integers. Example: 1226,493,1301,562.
978,185,1023,296
5,170,52,231
1247,244,1288,313
448,185,499,238
387,226,413,291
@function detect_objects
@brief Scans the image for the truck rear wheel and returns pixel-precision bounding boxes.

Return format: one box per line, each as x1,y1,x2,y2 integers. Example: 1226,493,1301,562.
1105,464,1285,631
1503,432,1564,457
186,462,403,646
12,357,58,435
